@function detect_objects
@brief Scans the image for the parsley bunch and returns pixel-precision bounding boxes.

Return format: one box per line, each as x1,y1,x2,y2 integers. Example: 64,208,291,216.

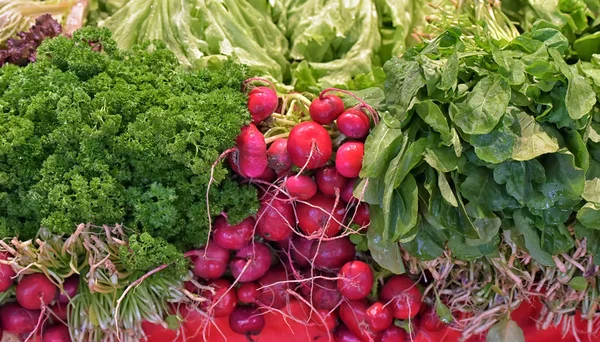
0,26,258,250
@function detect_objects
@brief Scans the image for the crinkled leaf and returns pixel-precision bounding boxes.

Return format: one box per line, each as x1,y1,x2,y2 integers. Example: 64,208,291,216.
384,58,426,122
512,111,560,161
512,210,555,266
460,167,517,212
583,178,600,203
400,218,447,260
493,160,548,207
424,145,462,173
416,100,452,143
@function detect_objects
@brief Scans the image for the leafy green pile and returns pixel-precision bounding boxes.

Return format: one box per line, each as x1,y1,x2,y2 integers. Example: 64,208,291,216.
0,26,258,249
93,0,449,91
358,21,600,271
503,0,600,60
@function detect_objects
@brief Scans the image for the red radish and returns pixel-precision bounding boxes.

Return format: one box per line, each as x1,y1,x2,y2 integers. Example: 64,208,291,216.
380,275,422,320
381,326,409,342
365,302,393,332
256,195,295,242
0,252,15,293
179,305,205,341
213,216,255,250
341,179,358,203
315,166,348,197
287,122,332,170
57,275,79,304
339,300,382,341
237,283,260,304
248,87,278,124
257,268,289,309
229,306,265,336
235,124,268,178
297,193,346,237
336,142,364,178
290,236,315,268
267,138,292,176
229,242,272,283
227,149,243,176
309,238,355,272
50,302,68,322
285,175,317,200
256,166,277,182
333,325,362,342
201,279,237,317
16,273,58,310
311,309,338,332
0,302,40,335
337,108,370,139
42,324,72,342
309,95,345,125
306,277,342,311
420,305,446,332
352,203,370,228
188,243,230,280
337,261,373,300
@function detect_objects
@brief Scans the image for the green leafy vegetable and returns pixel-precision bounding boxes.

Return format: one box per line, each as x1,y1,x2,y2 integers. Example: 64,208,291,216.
0,27,258,251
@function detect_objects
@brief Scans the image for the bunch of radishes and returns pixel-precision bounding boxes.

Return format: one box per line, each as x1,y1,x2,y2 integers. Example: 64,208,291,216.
178,81,451,341
0,252,76,342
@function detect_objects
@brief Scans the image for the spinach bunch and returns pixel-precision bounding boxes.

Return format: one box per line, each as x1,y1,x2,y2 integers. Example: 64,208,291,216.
360,21,600,270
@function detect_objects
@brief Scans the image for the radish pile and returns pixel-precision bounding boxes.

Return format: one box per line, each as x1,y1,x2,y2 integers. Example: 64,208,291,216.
177,80,453,341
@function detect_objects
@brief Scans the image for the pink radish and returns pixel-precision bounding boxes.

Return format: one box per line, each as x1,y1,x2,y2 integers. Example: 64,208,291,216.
267,138,292,176
213,216,255,250
285,175,317,200
256,194,295,242
337,108,370,139
188,243,230,280
287,122,332,170
235,124,268,178
0,252,15,293
315,166,348,197
296,193,345,237
309,95,345,125
248,87,278,124
335,141,364,178
229,242,272,283
16,274,58,310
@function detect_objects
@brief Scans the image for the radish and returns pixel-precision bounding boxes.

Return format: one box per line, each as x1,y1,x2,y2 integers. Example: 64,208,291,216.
188,243,230,280
336,142,364,178
16,273,58,310
381,325,409,342
339,300,382,341
340,178,358,203
235,124,268,178
229,242,272,283
256,195,295,242
333,325,362,342
267,138,292,176
42,324,71,342
229,306,265,336
337,261,373,300
309,238,355,272
297,193,345,237
237,282,260,304
287,122,332,170
311,309,338,331
201,279,237,317
309,94,345,125
315,166,348,197
420,305,446,332
0,302,40,335
380,275,422,319
50,302,68,322
256,166,277,182
365,302,393,332
0,252,15,293
248,87,278,124
285,175,318,200
352,203,370,228
290,236,315,268
337,108,370,139
257,267,289,309
57,275,79,304
306,277,342,311
213,216,255,250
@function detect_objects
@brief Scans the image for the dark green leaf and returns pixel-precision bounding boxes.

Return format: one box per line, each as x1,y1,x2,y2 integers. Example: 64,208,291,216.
415,100,452,143
512,210,555,266
568,276,588,291
384,58,426,122
450,74,511,135
577,202,600,229
382,174,419,241
360,123,404,178
400,218,447,260
368,206,405,274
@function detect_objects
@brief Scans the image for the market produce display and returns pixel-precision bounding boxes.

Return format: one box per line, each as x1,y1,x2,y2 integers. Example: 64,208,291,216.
0,0,600,342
